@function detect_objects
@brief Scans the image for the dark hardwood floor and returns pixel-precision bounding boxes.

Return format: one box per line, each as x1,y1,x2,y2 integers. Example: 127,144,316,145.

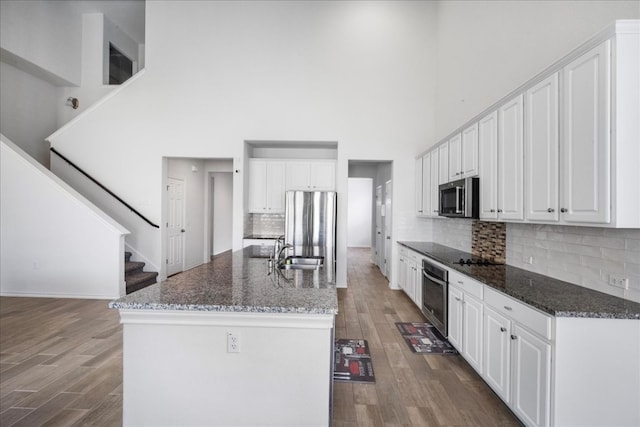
0,248,520,426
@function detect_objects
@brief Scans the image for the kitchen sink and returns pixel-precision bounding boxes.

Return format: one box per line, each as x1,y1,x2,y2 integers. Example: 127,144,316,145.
277,256,324,270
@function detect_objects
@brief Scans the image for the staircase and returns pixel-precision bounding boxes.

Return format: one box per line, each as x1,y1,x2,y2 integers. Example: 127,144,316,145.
125,251,158,294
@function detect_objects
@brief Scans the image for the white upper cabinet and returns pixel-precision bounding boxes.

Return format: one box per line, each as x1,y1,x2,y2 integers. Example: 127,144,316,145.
248,159,286,213
479,111,498,220
498,95,524,221
447,133,462,181
461,123,479,178
415,156,424,216
525,73,559,222
438,143,449,184
286,160,335,191
429,149,440,217
561,40,611,224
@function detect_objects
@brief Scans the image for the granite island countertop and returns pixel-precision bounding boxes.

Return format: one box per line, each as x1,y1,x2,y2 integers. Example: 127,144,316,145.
109,246,338,315
399,241,640,320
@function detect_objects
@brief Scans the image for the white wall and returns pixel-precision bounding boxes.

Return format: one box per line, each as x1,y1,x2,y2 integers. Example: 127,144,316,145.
0,0,82,86
434,0,640,143
1,135,128,298
347,178,373,247
48,0,439,287
167,158,206,270
210,172,233,256
0,62,58,167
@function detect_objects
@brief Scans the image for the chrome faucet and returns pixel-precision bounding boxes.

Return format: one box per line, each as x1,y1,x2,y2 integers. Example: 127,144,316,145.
272,235,285,261
276,244,293,266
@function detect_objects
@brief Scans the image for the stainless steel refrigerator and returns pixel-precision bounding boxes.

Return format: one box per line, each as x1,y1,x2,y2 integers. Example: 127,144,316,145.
284,191,337,260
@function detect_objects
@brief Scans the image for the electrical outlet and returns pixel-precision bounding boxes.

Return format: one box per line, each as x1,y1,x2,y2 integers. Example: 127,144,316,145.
227,332,240,353
609,275,629,290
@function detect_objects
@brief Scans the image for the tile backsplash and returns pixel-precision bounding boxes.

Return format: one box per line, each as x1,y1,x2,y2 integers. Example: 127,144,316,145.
244,213,285,238
506,224,640,303
432,218,473,252
472,221,506,263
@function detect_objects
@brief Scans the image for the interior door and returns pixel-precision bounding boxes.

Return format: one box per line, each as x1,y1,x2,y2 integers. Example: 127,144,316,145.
167,177,185,276
384,180,392,278
375,185,383,270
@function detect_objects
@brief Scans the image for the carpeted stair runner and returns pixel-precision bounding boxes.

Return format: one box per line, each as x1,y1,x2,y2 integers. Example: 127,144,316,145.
125,251,158,294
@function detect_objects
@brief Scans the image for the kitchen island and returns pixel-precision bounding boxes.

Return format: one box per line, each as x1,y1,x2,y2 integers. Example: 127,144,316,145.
110,246,337,427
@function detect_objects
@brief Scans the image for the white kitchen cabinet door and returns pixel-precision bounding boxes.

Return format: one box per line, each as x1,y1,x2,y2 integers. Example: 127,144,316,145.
448,133,462,181
267,161,286,212
398,256,407,293
479,111,498,220
439,143,449,184
561,40,611,224
286,161,310,190
407,258,419,305
462,294,483,374
483,306,511,403
429,149,440,217
525,73,559,222
448,285,463,352
412,259,423,308
310,161,336,190
511,324,551,427
421,153,431,217
248,160,286,213
498,95,524,221
415,156,425,216
461,123,479,178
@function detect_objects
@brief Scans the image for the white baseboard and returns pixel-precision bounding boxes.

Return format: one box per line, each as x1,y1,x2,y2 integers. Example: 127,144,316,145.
0,290,117,300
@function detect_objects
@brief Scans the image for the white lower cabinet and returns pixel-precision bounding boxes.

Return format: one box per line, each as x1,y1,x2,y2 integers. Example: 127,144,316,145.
448,276,483,373
483,289,552,427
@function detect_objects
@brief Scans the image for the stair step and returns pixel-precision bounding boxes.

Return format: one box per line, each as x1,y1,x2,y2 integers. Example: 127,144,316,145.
126,271,158,294
125,261,145,274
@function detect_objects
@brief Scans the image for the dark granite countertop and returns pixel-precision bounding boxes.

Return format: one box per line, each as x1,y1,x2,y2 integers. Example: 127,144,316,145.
399,241,640,320
110,246,337,315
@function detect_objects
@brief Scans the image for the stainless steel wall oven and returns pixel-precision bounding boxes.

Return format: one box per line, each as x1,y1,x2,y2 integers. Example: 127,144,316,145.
422,258,448,337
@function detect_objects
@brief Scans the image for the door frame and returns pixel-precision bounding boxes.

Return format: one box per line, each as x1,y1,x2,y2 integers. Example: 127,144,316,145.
166,176,186,276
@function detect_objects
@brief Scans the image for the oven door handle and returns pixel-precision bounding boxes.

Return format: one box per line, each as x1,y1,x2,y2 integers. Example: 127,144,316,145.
423,271,447,287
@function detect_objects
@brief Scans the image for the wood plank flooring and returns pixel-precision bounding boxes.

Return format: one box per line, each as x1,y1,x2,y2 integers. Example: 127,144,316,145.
0,248,521,426
333,248,521,427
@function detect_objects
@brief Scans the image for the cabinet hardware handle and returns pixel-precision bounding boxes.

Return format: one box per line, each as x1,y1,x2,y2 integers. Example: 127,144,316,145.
490,209,496,213
418,210,423,213
547,208,555,213
561,208,568,213
497,209,503,213
504,306,512,311
433,210,438,212
457,281,463,284
455,297,461,301
510,334,517,340
500,327,507,332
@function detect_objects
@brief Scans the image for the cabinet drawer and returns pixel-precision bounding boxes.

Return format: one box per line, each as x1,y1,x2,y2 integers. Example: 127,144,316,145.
484,287,552,340
448,270,483,300
398,245,408,257
408,249,422,263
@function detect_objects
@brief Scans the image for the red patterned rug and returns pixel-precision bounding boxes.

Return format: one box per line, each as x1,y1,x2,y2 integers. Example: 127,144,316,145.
396,322,458,354
333,339,375,383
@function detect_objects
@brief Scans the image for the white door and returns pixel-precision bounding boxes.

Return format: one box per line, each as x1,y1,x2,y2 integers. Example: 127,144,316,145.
479,111,498,220
462,295,483,374
511,324,551,427
438,144,449,184
461,123,479,178
415,156,424,216
384,180,392,278
167,177,185,276
429,149,439,217
483,306,511,402
375,185,383,270
448,285,464,352
561,40,611,224
448,133,462,181
498,94,524,220
525,73,559,222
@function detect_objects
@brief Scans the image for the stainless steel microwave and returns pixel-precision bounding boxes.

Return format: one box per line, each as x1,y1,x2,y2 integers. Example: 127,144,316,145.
439,177,479,218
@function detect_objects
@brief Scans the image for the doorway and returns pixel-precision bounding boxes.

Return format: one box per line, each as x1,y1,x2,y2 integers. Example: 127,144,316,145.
347,161,392,278
166,177,185,276
209,172,233,257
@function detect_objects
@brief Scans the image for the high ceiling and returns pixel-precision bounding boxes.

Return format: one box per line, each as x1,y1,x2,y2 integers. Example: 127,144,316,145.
73,0,145,44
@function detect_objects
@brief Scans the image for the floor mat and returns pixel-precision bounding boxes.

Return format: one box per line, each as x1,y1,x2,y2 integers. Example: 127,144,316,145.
333,339,375,383
395,322,458,354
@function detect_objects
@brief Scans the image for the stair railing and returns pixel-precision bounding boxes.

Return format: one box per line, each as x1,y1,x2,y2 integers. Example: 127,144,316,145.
50,147,160,228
